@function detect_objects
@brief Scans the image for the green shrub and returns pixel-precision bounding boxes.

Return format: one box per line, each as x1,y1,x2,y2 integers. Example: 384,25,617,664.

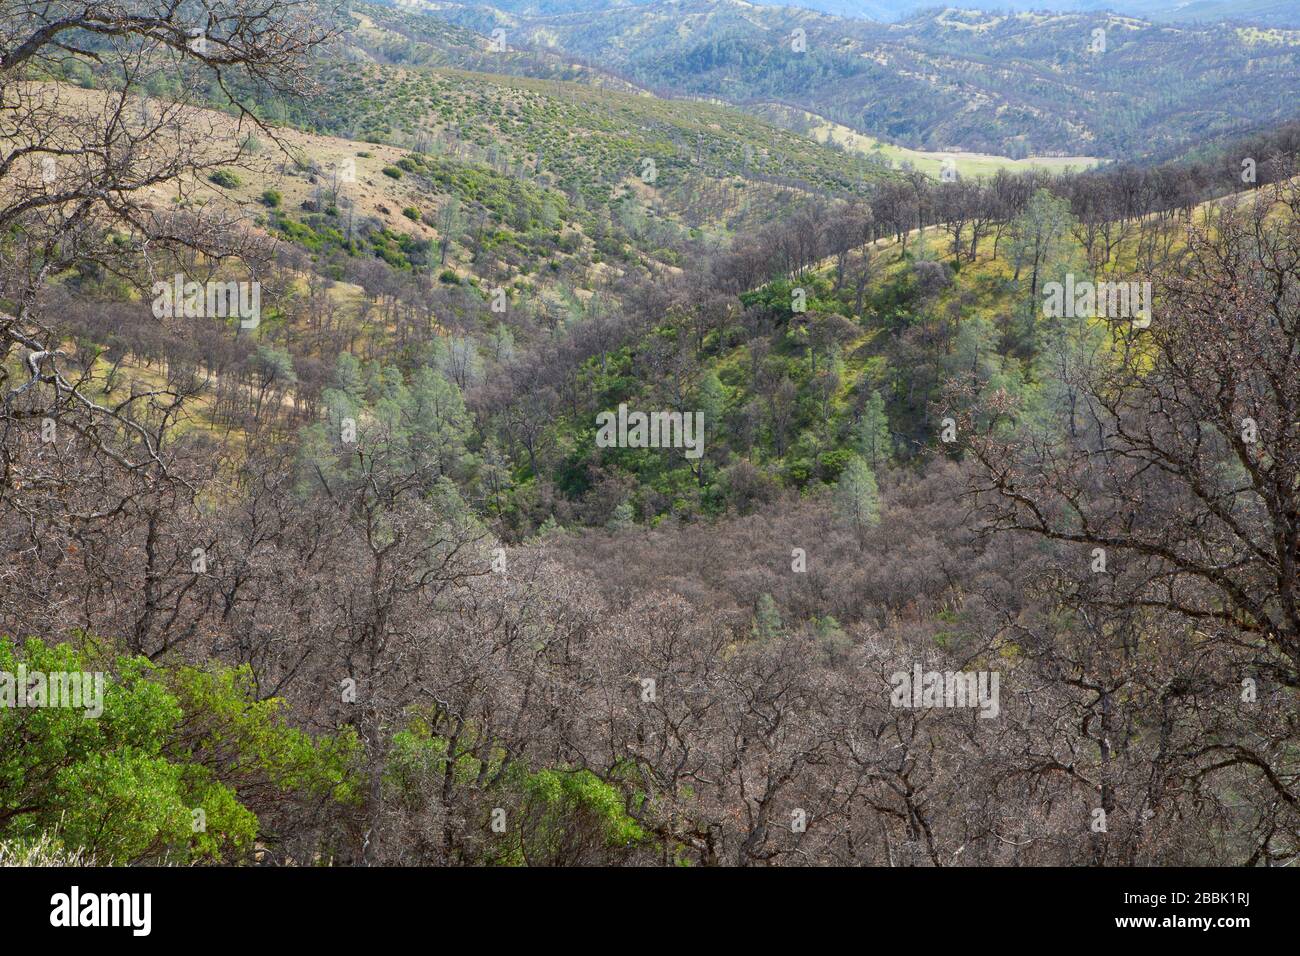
386,717,646,866
0,635,359,865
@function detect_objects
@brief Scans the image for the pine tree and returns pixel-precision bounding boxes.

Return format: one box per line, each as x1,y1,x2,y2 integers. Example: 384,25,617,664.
698,370,726,449
854,390,891,471
834,454,880,536
752,593,783,641
606,501,635,532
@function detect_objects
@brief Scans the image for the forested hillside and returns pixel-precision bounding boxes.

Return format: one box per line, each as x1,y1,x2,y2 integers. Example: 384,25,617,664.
751,0,1300,26
0,0,1297,875
418,0,1300,158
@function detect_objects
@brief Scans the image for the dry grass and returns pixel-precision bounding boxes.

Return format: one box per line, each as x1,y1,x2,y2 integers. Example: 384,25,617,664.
0,832,90,867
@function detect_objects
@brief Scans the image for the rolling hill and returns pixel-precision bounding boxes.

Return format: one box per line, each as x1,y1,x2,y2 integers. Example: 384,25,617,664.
408,0,1300,158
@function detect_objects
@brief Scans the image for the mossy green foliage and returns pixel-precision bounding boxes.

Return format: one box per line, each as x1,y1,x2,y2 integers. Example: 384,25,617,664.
509,194,1088,529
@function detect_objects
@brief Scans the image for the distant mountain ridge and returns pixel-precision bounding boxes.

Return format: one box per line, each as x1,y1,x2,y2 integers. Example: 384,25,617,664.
412,0,1300,25
748,0,1300,25
400,0,1300,159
